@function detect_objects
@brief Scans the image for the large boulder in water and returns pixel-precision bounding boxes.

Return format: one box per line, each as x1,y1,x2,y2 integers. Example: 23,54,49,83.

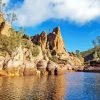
46,61,58,75
37,60,47,70
23,61,36,76
37,60,48,76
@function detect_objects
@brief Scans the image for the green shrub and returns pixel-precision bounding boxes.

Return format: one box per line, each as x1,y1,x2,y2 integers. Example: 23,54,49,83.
0,27,40,57
22,39,40,57
32,45,40,57
0,28,22,55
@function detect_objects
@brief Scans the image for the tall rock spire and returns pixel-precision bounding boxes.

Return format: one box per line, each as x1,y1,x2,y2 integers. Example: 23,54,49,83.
47,27,66,54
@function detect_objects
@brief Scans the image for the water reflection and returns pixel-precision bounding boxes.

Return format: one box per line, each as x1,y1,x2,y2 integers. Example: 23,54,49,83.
0,72,100,100
0,75,66,100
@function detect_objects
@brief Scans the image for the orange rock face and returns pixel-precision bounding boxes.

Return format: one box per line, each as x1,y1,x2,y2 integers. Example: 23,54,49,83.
40,32,47,49
47,27,65,53
31,31,47,49
31,27,65,53
0,13,11,36
0,13,4,24
1,22,11,36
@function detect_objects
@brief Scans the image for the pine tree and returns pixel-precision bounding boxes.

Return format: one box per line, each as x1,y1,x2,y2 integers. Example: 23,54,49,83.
93,50,98,61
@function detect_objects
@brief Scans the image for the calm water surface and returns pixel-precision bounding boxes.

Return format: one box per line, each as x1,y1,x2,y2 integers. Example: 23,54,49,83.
0,72,100,100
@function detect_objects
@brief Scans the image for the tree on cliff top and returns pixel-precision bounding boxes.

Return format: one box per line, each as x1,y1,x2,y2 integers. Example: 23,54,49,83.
92,36,100,59
92,36,100,47
6,12,17,25
0,0,6,13
0,0,17,25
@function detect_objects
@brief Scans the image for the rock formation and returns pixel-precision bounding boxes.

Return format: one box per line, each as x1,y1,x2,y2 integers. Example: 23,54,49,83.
47,27,65,54
0,14,84,76
0,13,11,36
0,13,4,24
31,31,47,49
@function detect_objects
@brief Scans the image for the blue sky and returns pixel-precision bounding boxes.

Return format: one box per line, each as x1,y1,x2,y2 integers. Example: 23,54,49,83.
4,0,100,52
21,19,100,52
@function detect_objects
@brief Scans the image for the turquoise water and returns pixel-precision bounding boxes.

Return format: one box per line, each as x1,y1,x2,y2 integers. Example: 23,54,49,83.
0,72,100,100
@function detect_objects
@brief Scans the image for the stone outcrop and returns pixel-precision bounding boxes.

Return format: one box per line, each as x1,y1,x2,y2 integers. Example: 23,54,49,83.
40,32,47,49
46,61,58,75
47,27,65,54
0,22,11,36
37,60,47,70
0,13,84,76
0,13,4,24
31,31,47,49
83,60,100,72
0,13,11,36
31,27,66,54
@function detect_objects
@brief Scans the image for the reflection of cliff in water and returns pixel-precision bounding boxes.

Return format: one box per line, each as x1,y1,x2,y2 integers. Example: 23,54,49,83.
46,75,66,100
0,75,66,100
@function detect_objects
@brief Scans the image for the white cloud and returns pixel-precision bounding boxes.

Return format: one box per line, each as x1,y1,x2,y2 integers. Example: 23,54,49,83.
14,0,100,26
2,0,9,4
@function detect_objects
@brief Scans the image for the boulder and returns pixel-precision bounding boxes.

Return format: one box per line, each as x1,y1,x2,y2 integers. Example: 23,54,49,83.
54,64,67,75
23,61,36,76
37,60,47,70
37,60,48,76
46,61,58,75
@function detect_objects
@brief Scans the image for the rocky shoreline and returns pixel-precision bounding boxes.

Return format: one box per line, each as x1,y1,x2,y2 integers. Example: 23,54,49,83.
83,66,100,72
0,58,84,77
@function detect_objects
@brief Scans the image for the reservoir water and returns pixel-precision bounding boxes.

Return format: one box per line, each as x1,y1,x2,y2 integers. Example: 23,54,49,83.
0,72,100,100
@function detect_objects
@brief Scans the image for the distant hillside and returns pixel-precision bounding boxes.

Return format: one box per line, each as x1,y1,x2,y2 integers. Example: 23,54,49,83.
81,46,100,62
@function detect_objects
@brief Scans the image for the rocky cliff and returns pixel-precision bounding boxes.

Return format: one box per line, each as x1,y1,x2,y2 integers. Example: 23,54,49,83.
81,46,100,72
0,13,11,36
0,14,84,76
